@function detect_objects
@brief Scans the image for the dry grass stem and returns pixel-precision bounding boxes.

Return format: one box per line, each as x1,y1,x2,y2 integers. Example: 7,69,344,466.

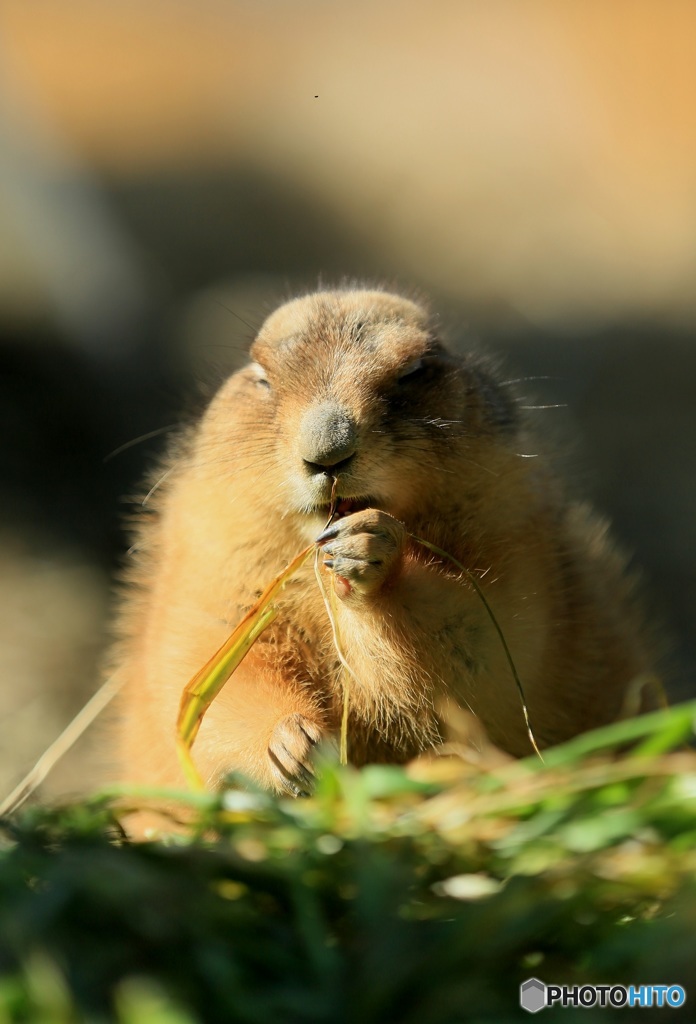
312,548,359,765
0,673,123,816
411,534,543,761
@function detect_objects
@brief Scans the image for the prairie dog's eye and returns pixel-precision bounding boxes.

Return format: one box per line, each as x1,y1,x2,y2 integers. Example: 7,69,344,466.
250,362,271,389
398,357,424,381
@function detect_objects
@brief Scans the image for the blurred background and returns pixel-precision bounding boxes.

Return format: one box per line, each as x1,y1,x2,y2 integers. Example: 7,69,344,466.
1,0,694,803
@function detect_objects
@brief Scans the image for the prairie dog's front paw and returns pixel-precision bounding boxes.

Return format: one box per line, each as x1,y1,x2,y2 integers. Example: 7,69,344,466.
317,508,407,599
268,713,323,796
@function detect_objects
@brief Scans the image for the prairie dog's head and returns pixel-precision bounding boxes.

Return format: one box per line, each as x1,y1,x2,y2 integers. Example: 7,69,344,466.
205,288,520,533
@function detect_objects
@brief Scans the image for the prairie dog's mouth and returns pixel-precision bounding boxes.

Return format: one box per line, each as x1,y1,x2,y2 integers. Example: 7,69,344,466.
311,495,378,520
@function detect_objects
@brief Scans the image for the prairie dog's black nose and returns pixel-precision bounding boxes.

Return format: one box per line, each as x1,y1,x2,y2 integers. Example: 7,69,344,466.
299,402,357,473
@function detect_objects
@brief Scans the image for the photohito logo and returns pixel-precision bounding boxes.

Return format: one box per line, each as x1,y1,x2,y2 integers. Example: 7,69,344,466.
520,978,686,1013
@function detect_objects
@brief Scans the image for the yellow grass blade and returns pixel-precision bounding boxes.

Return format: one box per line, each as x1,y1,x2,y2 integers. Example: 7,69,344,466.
176,543,315,788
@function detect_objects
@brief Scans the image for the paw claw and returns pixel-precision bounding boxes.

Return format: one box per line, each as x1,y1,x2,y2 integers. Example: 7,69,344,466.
268,713,323,796
316,523,340,544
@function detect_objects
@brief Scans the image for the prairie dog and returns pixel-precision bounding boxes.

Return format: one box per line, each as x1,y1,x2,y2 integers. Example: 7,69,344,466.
110,287,655,796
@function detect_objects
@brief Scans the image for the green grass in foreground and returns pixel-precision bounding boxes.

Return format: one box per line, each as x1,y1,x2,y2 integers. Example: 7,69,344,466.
1,702,695,1024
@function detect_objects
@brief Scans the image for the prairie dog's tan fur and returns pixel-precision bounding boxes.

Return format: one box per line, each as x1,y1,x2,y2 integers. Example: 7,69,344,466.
111,288,655,798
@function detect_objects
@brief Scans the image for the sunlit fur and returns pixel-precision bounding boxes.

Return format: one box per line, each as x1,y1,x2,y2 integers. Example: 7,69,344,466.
109,288,657,808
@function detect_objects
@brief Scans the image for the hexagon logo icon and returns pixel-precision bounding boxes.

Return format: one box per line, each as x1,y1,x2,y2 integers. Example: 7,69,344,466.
520,978,546,1013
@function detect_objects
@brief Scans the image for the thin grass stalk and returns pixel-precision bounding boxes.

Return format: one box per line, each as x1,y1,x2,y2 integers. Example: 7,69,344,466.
313,548,360,765
411,534,544,761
